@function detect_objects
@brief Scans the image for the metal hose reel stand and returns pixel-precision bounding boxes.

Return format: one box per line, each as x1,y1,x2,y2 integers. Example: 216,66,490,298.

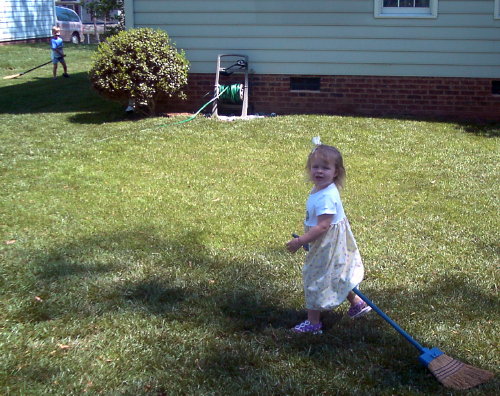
212,54,249,118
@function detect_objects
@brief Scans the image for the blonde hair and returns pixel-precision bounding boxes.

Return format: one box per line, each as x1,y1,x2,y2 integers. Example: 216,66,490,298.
306,145,346,189
52,26,60,35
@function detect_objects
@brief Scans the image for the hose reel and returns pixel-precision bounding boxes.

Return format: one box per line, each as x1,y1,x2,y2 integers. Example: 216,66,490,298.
212,54,249,118
218,84,244,104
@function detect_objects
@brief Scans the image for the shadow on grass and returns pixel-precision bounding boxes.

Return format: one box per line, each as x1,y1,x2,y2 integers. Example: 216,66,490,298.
0,71,130,123
122,279,190,316
38,258,113,280
13,228,497,393
455,122,500,138
362,115,500,138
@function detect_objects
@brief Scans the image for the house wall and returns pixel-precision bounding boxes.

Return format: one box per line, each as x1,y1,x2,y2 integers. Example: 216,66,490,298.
126,0,500,120
126,0,500,78
0,0,54,43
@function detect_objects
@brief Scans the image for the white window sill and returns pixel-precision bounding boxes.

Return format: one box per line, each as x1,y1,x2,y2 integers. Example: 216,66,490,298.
375,13,438,19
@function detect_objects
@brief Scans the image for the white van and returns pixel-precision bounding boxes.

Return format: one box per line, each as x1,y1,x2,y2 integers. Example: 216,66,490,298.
55,6,83,44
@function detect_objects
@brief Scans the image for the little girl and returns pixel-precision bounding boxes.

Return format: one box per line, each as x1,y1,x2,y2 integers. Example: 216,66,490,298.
286,139,371,334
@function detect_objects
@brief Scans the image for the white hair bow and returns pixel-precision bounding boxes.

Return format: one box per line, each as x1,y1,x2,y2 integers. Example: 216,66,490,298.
311,136,321,151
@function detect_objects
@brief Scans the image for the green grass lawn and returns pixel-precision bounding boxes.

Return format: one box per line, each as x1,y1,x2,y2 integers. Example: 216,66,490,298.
1,43,499,395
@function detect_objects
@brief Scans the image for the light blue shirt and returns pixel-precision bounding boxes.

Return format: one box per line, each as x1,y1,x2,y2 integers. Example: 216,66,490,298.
51,37,64,57
304,183,346,226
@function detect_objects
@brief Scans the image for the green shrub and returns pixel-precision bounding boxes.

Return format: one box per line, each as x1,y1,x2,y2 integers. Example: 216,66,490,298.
89,28,189,116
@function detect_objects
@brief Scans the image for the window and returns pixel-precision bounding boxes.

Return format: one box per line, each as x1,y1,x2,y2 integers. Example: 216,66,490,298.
290,77,321,91
56,8,68,22
495,0,500,19
493,81,500,95
374,0,438,18
56,7,81,22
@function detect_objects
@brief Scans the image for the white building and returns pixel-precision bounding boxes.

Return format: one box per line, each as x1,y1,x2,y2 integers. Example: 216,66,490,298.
0,0,55,43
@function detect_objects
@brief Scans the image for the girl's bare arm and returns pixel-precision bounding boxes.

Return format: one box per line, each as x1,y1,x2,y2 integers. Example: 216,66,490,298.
286,214,333,253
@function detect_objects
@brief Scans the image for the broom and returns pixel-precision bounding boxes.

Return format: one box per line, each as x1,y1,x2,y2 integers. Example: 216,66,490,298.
3,60,53,80
352,287,494,390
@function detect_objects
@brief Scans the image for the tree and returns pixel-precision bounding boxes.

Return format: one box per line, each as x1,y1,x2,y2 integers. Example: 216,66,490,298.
84,0,124,40
89,28,189,116
84,0,122,20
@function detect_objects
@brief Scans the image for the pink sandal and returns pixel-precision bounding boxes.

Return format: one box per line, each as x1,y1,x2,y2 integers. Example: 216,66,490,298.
291,320,323,334
348,301,372,319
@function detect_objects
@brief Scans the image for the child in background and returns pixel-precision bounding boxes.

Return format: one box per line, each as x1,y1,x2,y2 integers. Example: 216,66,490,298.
51,26,69,79
286,138,371,334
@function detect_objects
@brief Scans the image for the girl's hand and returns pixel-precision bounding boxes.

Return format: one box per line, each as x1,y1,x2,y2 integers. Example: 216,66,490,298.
287,214,333,253
286,237,302,253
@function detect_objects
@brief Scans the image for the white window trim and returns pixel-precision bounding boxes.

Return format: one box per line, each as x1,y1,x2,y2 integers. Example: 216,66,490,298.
374,0,438,19
495,0,500,20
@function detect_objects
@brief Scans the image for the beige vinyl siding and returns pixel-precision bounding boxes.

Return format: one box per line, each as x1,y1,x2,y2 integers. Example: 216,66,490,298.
0,0,54,42
127,0,500,78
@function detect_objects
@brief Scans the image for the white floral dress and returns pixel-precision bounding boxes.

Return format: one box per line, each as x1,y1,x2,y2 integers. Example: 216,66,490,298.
303,219,364,310
302,184,364,310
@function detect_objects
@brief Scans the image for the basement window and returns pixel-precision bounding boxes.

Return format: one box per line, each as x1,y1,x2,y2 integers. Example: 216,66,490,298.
290,77,321,92
492,81,500,95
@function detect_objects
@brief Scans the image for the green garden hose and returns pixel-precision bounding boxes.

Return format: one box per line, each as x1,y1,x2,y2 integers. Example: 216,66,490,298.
149,84,244,128
218,84,244,104
159,84,243,126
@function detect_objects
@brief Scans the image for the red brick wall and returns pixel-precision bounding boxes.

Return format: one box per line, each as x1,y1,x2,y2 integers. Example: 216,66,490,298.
160,74,500,122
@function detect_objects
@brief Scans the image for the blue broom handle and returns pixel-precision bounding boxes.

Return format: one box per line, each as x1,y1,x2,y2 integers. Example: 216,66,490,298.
352,287,425,353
